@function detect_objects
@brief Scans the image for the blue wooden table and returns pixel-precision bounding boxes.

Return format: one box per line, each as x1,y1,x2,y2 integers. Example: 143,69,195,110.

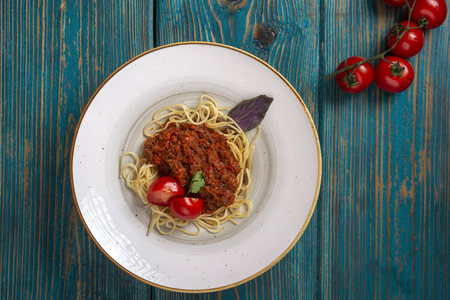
2,0,449,299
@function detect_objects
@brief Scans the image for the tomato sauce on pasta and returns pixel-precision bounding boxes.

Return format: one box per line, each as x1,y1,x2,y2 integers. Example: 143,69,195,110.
144,122,241,214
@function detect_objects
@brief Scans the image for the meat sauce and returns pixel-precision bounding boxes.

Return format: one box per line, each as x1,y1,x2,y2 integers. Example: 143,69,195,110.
144,123,241,214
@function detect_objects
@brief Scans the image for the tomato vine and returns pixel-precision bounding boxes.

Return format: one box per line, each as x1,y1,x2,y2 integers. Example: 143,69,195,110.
326,0,448,93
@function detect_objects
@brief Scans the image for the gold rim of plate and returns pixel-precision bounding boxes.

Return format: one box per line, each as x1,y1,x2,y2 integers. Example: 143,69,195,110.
69,41,323,293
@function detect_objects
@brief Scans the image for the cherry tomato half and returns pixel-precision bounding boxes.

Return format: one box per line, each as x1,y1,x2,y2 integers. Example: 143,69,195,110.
147,176,185,206
169,197,204,220
374,56,415,93
388,21,424,58
410,0,448,29
335,56,374,94
384,0,410,6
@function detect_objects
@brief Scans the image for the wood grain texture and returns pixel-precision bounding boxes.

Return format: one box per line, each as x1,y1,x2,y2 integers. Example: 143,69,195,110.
319,0,450,299
155,0,320,299
1,0,153,298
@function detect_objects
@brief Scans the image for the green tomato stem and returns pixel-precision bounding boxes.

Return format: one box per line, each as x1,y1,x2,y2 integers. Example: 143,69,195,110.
323,0,420,80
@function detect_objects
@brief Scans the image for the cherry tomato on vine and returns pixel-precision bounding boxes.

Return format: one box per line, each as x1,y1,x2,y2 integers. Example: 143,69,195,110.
374,56,415,93
147,176,185,206
384,0,410,6
169,197,204,220
410,0,448,29
388,20,424,58
335,56,374,94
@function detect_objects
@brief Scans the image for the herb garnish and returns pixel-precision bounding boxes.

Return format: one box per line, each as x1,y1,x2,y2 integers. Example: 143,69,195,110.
228,95,273,132
188,171,206,194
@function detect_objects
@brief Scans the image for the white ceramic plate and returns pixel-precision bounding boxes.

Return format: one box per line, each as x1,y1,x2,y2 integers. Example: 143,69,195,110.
71,42,321,292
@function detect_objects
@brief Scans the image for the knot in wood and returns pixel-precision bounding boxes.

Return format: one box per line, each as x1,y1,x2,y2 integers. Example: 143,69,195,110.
220,0,246,14
224,0,243,5
253,23,277,49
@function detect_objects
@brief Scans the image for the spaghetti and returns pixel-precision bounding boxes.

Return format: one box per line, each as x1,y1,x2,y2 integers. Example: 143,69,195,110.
120,95,259,235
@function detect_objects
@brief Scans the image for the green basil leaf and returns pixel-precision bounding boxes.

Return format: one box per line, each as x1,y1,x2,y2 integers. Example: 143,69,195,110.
188,171,206,194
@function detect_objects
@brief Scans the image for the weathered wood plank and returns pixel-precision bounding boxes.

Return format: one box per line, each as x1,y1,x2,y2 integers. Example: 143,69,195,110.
155,0,320,298
1,0,153,298
319,0,449,299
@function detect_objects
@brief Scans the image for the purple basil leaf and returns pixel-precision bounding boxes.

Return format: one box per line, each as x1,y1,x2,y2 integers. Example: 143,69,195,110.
228,95,273,132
